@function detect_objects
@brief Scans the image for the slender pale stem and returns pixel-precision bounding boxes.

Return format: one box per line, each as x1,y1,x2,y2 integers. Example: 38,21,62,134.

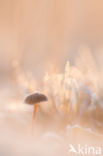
32,104,37,134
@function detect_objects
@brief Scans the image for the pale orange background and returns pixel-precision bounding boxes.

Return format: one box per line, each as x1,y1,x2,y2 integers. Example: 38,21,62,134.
0,0,103,77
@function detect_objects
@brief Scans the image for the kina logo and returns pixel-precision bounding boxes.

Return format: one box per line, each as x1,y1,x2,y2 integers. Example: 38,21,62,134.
68,144,102,155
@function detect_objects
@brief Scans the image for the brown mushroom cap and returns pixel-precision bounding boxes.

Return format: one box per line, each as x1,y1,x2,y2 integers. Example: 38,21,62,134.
24,92,48,105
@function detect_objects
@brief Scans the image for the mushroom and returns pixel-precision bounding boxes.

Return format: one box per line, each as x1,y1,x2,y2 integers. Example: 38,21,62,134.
24,92,48,132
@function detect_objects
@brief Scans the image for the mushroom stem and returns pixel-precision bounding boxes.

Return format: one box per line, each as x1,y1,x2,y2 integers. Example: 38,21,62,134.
24,92,48,134
32,104,38,134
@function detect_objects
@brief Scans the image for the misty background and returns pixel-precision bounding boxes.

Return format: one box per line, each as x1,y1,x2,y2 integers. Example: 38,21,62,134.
0,0,103,78
0,2,103,156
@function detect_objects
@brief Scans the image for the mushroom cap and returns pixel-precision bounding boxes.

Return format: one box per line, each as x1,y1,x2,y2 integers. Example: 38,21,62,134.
24,92,48,105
